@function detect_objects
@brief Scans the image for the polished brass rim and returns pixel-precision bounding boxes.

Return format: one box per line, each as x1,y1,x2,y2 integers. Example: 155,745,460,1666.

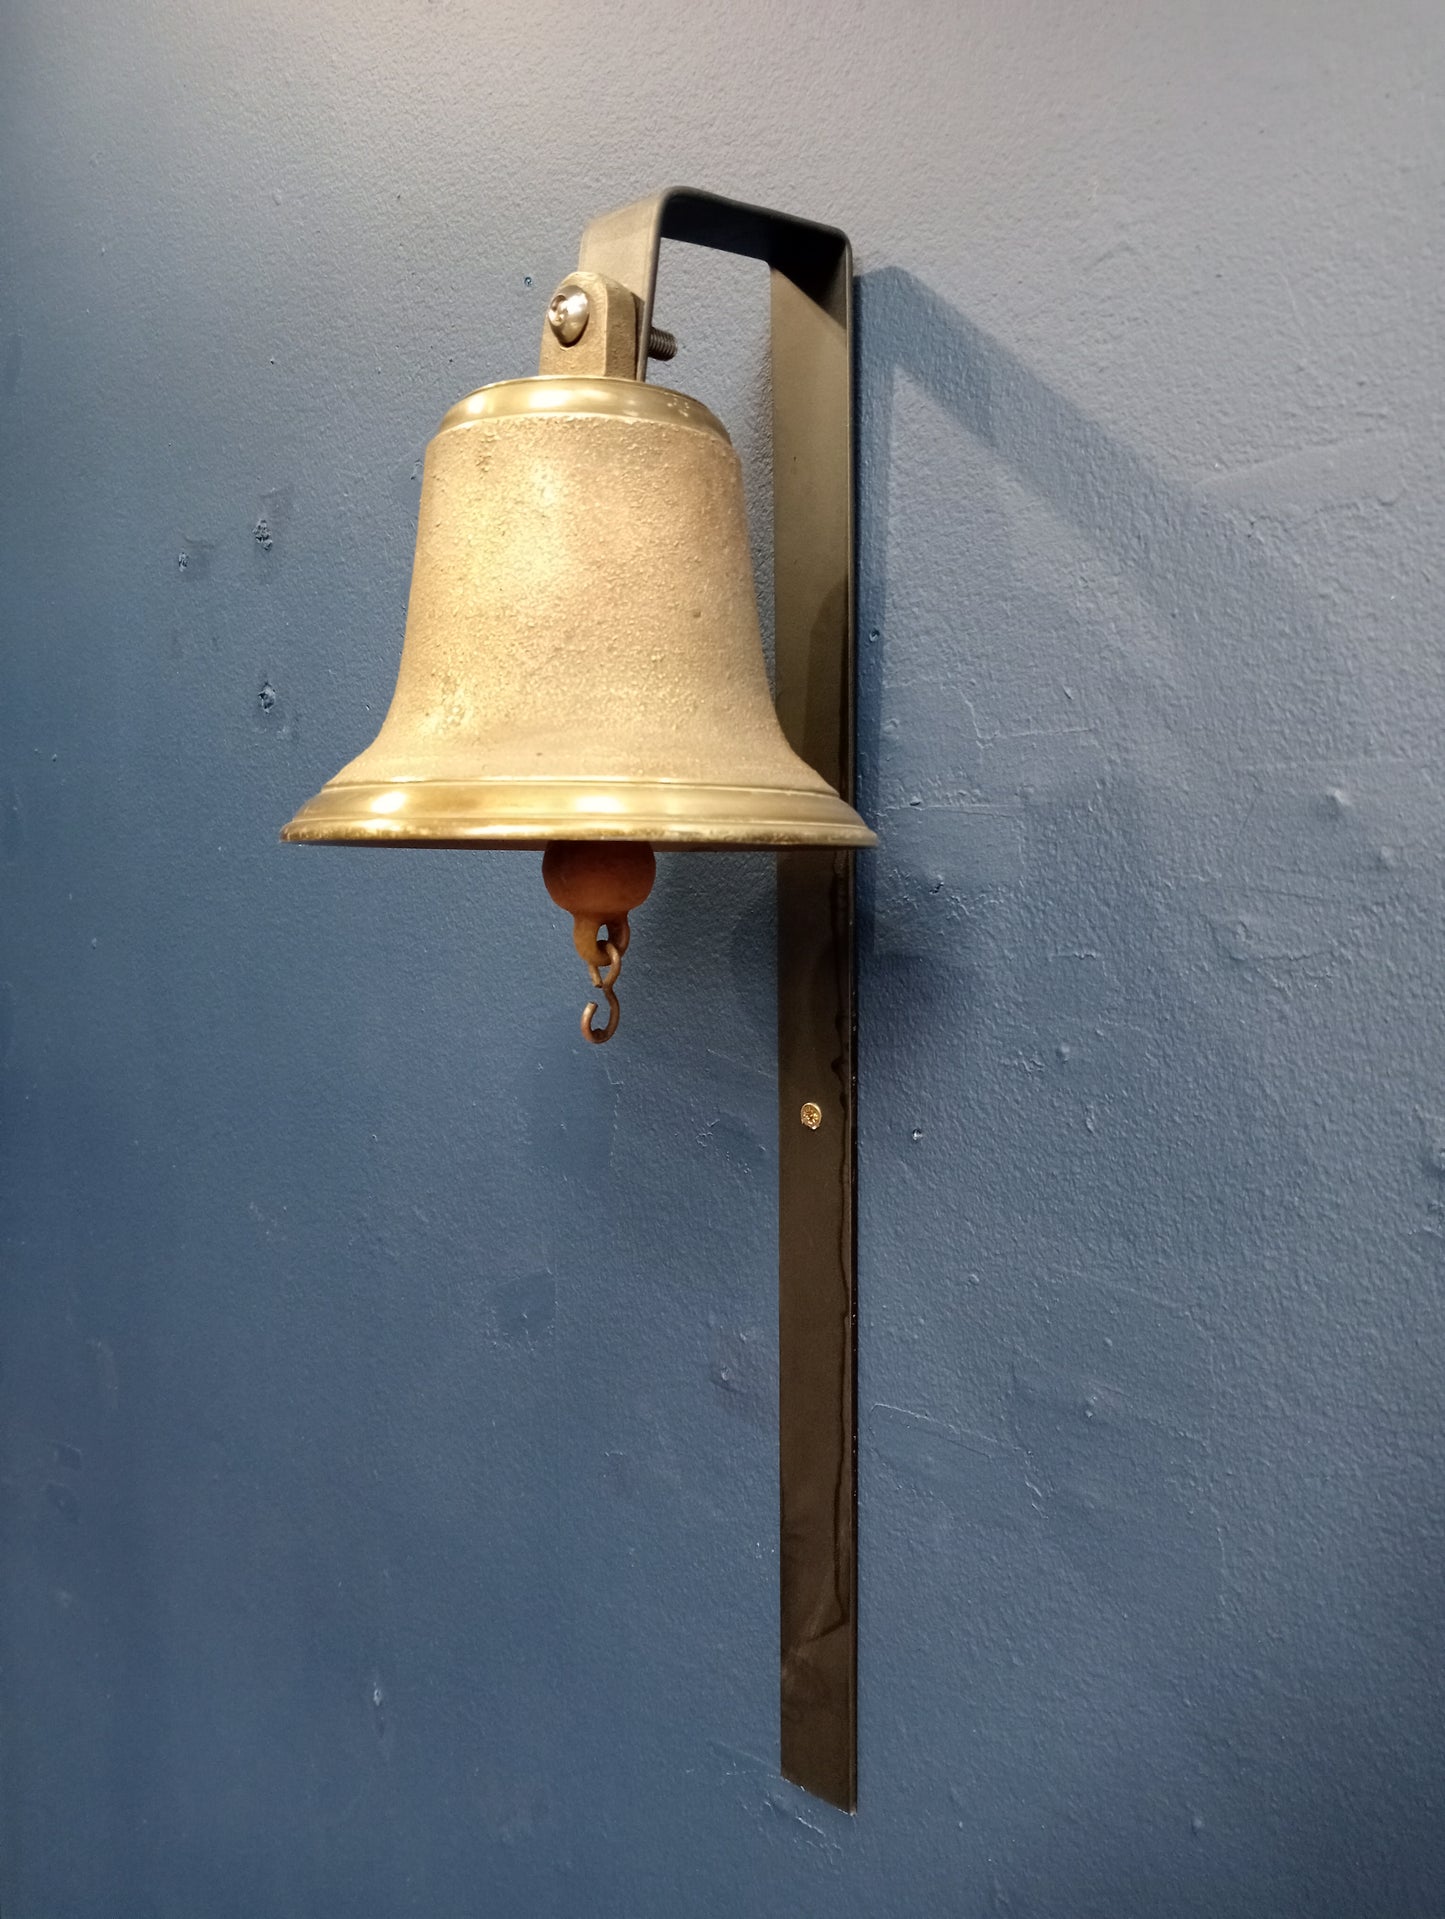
281,776,877,849
438,375,731,444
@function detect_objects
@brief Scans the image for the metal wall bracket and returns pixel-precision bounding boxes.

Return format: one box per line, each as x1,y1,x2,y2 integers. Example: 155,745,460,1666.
578,190,859,1812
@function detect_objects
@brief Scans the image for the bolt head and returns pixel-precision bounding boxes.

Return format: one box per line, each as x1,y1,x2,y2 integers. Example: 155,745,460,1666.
547,285,591,346
800,1101,823,1131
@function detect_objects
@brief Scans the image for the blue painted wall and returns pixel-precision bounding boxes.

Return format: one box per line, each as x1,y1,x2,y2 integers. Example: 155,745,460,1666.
4,2,1444,1912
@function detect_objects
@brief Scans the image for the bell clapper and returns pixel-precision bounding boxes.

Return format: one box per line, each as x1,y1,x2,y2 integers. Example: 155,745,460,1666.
542,842,657,1046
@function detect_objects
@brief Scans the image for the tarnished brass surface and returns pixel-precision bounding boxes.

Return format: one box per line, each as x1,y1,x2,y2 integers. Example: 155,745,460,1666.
281,374,874,851
281,775,870,848
537,272,639,377
437,375,724,437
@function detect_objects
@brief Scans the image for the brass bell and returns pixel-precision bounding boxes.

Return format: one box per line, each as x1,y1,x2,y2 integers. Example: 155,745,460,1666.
283,259,875,1040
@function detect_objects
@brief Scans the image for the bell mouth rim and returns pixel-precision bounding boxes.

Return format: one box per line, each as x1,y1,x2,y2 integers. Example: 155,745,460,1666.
281,775,877,851
436,375,731,445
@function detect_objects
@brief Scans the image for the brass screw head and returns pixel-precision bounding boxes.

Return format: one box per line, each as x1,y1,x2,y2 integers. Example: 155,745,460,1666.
547,285,591,346
800,1101,823,1131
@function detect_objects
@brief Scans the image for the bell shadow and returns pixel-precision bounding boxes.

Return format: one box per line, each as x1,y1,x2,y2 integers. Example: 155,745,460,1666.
854,266,1359,780
850,268,1445,1910
849,262,1364,1079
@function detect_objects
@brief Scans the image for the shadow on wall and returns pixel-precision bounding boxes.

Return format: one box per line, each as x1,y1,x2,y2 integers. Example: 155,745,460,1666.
849,270,1445,1913
849,261,1384,1200
856,266,1359,766
849,262,1359,1226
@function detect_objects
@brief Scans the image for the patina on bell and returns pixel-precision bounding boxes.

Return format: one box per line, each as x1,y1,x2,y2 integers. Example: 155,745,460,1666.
282,331,875,1039
280,375,874,851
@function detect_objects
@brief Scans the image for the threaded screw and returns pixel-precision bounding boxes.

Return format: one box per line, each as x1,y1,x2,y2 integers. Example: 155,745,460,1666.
647,326,678,362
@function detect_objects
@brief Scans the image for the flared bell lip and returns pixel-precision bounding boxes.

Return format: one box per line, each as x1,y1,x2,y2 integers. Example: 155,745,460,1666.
280,775,878,851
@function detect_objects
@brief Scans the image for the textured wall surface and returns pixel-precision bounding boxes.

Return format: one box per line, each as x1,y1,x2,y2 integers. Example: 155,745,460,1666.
3,2,1444,1913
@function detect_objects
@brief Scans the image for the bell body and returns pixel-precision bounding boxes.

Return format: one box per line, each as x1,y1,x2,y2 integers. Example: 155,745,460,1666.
281,375,875,848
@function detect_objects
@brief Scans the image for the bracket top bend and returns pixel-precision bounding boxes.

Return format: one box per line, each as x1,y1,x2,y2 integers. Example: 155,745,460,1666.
577,187,851,380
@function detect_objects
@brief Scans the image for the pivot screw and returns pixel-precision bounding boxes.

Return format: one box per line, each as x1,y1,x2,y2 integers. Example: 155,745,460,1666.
800,1101,823,1131
547,285,591,346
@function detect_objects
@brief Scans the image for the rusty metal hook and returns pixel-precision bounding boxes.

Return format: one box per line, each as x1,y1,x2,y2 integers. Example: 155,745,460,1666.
579,918,630,1045
581,939,622,1044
